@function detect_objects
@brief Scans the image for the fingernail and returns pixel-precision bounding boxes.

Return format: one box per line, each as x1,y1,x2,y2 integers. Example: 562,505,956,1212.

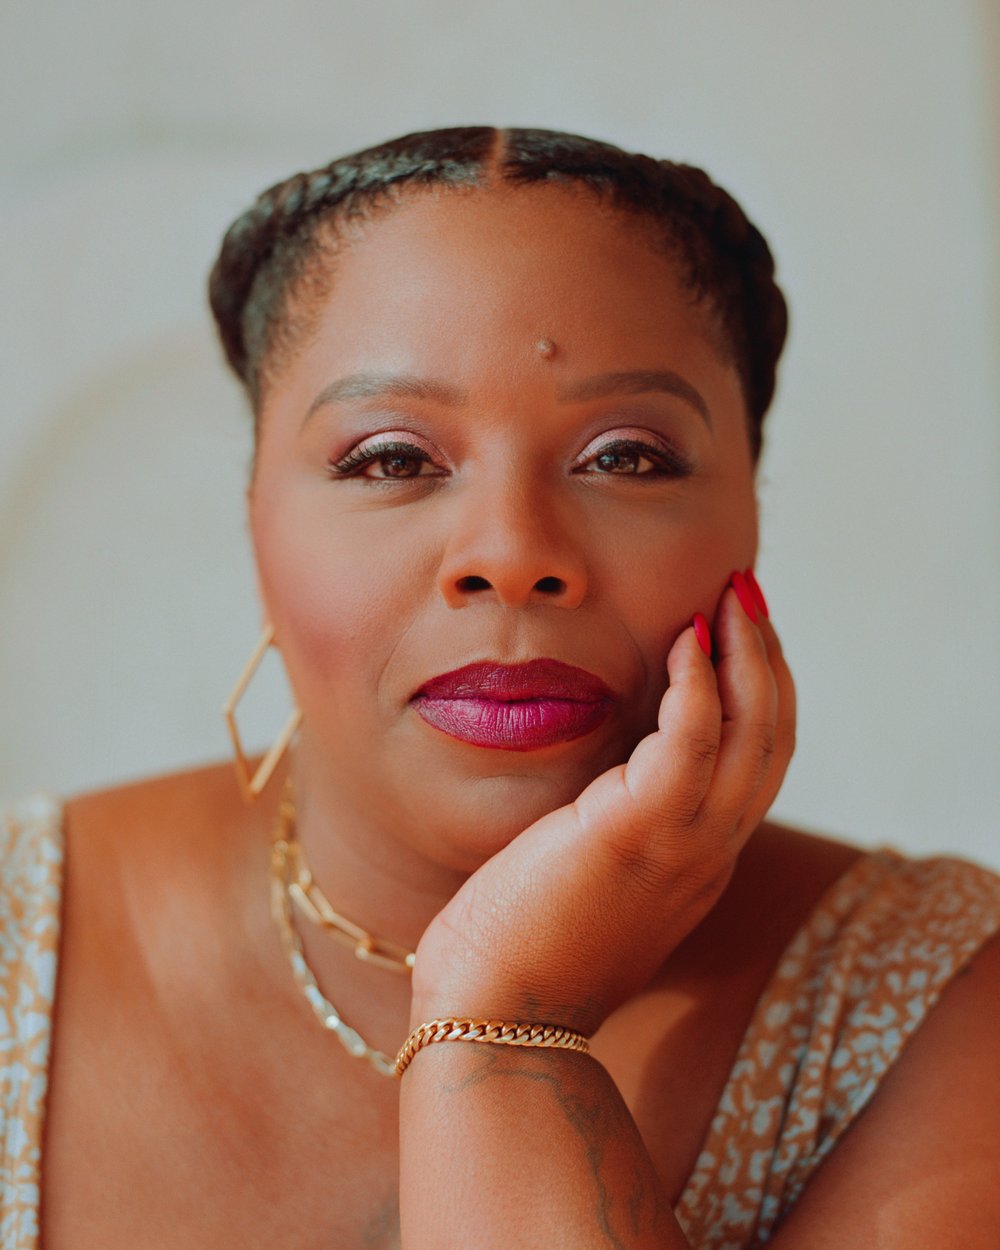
692,612,712,657
744,568,769,619
731,571,759,623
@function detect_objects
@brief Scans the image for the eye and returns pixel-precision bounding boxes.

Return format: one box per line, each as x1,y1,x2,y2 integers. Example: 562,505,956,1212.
327,439,444,481
575,438,692,478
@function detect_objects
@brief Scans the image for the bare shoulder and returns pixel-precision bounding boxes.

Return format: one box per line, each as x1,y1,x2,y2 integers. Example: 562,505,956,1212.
57,759,273,1002
61,758,269,896
63,757,250,845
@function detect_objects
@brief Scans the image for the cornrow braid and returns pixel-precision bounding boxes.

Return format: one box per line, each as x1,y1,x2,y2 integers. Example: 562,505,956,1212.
208,127,496,403
647,161,788,453
208,126,787,459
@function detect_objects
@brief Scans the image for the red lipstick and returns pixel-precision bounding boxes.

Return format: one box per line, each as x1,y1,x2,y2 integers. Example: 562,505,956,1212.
412,659,614,751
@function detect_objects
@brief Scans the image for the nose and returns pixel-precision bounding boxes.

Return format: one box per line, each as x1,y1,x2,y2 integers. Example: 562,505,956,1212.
437,474,589,610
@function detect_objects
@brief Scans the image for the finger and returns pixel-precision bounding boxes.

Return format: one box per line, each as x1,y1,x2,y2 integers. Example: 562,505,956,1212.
572,622,720,846
748,593,797,819
620,621,722,833
705,582,779,830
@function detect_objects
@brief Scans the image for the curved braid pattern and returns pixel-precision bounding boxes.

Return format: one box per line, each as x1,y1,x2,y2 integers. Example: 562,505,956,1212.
656,162,788,456
208,163,358,383
395,1017,591,1078
208,128,496,396
207,126,788,457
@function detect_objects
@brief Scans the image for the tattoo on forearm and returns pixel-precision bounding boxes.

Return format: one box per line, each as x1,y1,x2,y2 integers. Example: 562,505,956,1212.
445,1051,665,1248
361,1195,401,1248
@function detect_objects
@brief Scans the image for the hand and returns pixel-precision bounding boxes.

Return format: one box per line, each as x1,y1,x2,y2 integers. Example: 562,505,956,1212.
409,572,797,1036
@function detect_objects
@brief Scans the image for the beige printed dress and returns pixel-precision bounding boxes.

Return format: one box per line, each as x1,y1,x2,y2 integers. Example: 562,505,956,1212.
2,793,1000,1249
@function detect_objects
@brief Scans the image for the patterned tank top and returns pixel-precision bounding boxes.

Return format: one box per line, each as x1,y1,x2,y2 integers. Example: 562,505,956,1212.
2,794,999,1248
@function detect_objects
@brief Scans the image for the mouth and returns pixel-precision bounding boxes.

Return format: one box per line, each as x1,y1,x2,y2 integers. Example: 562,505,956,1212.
411,659,615,751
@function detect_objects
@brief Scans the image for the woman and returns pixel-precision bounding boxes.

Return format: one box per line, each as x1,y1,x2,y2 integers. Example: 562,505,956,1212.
3,126,999,1249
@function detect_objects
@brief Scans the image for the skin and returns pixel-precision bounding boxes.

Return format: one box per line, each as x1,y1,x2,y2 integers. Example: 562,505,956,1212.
38,179,1000,1249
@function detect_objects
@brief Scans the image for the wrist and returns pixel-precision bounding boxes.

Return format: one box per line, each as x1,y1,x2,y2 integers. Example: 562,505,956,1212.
397,1014,592,1079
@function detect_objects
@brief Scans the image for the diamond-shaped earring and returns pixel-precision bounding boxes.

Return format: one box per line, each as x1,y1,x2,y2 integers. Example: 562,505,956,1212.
223,622,302,803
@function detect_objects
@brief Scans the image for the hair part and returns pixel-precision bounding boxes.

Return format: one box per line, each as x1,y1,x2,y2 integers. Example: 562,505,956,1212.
208,126,788,461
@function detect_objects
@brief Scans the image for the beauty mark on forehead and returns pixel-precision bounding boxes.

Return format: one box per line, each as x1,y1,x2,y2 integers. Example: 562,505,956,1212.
302,368,711,429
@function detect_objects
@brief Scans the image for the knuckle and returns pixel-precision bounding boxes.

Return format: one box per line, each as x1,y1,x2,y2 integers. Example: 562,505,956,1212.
603,833,728,902
604,839,676,895
685,731,721,770
658,776,709,832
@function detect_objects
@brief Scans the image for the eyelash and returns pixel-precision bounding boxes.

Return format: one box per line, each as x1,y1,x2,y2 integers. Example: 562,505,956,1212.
327,438,693,482
579,439,692,479
328,441,442,480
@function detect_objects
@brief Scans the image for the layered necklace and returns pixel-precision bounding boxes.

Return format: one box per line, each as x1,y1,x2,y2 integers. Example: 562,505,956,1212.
269,781,414,1078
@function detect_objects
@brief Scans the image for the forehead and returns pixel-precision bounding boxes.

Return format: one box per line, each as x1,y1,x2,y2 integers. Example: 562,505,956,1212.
328,182,684,319
259,182,743,437
313,184,718,351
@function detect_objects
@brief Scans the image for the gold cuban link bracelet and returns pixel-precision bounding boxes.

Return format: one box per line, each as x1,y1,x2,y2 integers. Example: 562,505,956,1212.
395,1017,590,1078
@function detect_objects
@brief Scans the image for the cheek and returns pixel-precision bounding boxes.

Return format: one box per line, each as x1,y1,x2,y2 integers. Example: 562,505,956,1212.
251,506,403,712
612,489,757,647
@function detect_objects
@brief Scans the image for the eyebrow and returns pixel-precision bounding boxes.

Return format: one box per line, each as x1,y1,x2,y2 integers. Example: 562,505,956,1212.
304,373,465,423
557,370,711,426
302,368,711,429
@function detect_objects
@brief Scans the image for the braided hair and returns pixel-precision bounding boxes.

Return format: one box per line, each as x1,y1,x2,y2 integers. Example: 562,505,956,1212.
209,126,787,460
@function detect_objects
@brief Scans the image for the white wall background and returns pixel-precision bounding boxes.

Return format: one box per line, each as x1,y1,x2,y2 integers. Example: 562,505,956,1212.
1,1,997,868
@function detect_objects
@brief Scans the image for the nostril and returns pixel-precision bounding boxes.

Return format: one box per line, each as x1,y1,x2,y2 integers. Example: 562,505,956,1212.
456,575,491,592
535,577,566,595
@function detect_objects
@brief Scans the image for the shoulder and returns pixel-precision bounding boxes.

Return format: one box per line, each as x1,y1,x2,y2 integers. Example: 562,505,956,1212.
765,837,1000,1240
768,913,1000,1245
58,756,270,951
672,826,1000,1244
62,757,249,841
55,758,275,1006
747,832,1000,1147
0,762,251,1026
60,757,272,890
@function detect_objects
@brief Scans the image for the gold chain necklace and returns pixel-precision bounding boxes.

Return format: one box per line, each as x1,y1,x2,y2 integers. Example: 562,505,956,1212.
283,842,415,974
269,783,406,1078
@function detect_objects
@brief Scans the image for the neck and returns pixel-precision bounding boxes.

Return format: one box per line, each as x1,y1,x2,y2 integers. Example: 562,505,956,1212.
254,746,473,1055
290,751,471,954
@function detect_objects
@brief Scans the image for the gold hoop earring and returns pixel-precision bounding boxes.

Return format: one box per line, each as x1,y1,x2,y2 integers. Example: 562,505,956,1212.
223,622,302,803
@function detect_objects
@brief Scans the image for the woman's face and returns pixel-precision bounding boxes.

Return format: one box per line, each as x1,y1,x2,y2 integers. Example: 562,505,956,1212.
250,183,758,872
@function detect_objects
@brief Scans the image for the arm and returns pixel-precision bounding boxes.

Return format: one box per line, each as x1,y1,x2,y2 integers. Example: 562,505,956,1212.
399,1040,683,1249
399,581,795,1247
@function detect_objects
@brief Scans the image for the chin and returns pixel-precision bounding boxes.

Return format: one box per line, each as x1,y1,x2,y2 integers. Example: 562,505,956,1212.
393,709,649,866
408,755,617,874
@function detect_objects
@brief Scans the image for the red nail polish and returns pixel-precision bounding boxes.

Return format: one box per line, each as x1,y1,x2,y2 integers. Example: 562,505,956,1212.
744,568,769,619
693,612,712,657
731,571,758,623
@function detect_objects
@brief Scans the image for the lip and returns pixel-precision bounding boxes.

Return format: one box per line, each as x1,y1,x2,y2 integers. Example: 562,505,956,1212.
412,659,615,751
